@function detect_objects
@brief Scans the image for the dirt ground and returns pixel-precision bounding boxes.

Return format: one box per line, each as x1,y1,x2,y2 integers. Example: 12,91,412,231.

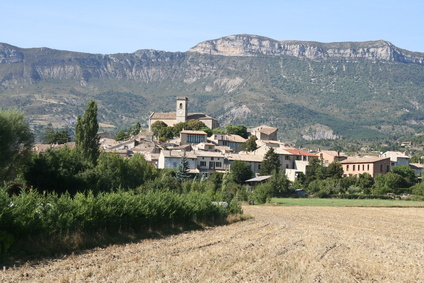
2,206,424,282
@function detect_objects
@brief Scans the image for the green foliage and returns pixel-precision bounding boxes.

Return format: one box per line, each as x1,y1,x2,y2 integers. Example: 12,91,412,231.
185,119,207,131
175,155,190,182
75,100,100,166
373,172,404,194
252,183,272,204
390,165,418,188
0,188,231,249
410,182,424,195
0,109,34,183
115,129,130,141
151,120,169,138
43,124,71,144
260,148,281,175
326,162,344,179
225,124,248,139
24,147,89,195
245,135,258,152
230,160,253,184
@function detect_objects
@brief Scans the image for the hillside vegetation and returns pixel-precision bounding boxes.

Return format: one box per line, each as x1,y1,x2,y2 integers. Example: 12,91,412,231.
1,35,424,141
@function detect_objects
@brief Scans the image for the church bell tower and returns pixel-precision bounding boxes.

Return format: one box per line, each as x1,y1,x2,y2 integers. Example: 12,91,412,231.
176,97,188,123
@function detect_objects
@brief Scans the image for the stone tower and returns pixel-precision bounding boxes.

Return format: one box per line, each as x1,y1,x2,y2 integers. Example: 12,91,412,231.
176,96,188,123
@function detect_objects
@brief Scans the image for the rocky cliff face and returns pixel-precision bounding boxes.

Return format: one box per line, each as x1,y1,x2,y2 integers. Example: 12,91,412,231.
189,34,424,65
1,35,424,141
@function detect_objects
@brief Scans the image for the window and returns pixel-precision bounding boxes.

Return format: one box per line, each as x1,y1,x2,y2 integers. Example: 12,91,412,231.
187,134,205,143
367,164,370,171
285,155,290,160
209,162,215,169
200,161,206,167
353,165,356,171
347,165,349,171
215,162,222,168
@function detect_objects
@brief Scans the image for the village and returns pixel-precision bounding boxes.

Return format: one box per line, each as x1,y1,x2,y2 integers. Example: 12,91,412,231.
33,97,424,183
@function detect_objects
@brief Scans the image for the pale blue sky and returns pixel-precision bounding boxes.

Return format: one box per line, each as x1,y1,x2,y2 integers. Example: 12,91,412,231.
2,0,423,54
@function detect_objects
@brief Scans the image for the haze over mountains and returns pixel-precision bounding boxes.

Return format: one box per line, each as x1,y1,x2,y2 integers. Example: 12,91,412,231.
1,34,424,141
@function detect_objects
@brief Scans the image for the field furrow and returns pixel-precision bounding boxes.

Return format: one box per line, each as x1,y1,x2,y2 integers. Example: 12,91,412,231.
2,206,423,282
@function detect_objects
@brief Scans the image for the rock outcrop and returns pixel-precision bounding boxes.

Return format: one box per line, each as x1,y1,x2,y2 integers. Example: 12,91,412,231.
189,34,424,65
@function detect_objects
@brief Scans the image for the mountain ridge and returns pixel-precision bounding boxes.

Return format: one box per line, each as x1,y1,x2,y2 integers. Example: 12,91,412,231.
1,34,424,142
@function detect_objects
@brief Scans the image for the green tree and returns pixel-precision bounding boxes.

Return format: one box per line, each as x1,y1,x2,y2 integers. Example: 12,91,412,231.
54,129,71,144
373,172,404,194
24,147,88,194
175,154,190,182
230,160,253,184
158,126,175,140
130,121,141,136
0,109,34,183
75,100,100,165
326,162,343,179
304,158,327,186
260,148,281,175
115,129,130,141
43,124,71,144
391,165,418,188
245,135,258,152
225,124,248,138
267,169,292,197
186,119,207,131
151,121,168,138
42,123,56,144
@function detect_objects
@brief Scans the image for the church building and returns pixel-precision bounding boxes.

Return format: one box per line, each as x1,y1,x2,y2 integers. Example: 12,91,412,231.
149,97,219,130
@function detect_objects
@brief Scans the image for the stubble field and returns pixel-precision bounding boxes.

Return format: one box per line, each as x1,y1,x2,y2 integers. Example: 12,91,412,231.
3,205,424,282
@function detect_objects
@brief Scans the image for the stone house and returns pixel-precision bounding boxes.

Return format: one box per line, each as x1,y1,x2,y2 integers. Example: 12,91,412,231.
379,151,410,167
250,125,278,140
340,157,391,177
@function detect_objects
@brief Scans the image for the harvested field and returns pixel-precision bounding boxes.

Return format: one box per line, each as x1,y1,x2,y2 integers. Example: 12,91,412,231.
3,206,424,282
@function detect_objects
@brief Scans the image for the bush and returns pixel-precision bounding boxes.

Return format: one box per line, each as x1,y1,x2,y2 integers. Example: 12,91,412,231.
252,183,272,204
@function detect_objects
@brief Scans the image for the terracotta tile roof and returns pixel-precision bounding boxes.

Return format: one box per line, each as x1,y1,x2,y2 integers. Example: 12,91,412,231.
150,112,177,119
194,151,225,158
227,134,247,143
259,127,278,135
340,157,390,164
161,150,197,159
228,154,263,162
181,130,208,135
284,148,318,157
151,112,217,121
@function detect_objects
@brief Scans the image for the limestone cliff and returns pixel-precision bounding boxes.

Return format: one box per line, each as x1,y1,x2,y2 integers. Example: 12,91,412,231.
189,34,424,65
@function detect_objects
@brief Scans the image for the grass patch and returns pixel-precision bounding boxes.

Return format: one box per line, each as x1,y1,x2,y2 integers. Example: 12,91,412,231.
270,198,424,207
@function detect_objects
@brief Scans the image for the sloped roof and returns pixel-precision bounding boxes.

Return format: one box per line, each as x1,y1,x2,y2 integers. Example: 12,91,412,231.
151,112,217,121
150,112,176,120
181,130,207,135
284,148,318,157
259,127,278,135
340,157,390,164
228,153,263,162
227,134,247,143
245,175,272,182
160,150,197,159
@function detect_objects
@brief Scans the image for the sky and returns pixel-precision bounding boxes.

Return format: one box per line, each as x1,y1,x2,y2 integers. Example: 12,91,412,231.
2,0,424,54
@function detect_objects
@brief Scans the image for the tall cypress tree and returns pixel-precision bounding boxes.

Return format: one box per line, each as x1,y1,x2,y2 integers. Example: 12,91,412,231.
176,154,190,182
75,100,100,165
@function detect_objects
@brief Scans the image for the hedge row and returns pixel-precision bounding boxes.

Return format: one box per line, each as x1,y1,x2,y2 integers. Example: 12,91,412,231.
0,189,230,241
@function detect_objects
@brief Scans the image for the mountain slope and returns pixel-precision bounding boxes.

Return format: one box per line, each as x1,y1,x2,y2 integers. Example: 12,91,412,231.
1,35,424,141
